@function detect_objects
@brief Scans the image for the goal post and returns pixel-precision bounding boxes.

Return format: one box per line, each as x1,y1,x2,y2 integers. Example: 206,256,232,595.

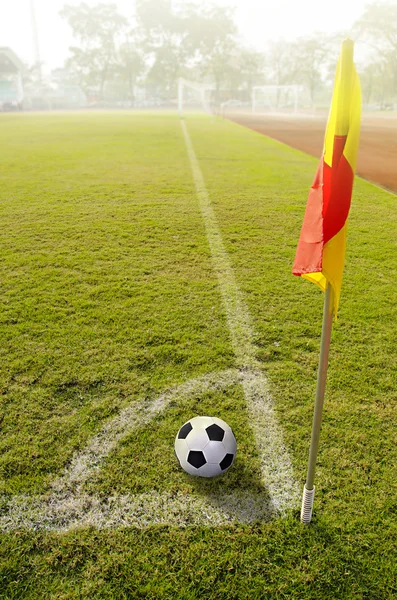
178,78,215,118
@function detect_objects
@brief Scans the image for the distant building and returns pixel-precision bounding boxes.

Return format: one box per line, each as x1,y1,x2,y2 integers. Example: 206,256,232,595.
0,47,24,110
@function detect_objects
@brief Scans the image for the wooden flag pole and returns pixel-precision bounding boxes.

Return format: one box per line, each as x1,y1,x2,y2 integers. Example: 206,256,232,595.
300,283,334,523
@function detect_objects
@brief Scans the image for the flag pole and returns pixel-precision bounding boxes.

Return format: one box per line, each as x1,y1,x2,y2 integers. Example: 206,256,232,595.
300,39,355,524
300,283,334,523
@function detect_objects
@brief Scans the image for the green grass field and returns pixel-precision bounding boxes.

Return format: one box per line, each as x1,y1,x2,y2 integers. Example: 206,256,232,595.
0,111,396,598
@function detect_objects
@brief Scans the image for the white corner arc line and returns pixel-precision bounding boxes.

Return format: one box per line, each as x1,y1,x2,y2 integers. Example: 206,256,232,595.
52,369,239,495
0,117,299,532
1,369,292,532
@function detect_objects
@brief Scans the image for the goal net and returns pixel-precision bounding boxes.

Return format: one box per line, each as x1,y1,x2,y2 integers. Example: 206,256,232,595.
252,85,308,115
178,78,214,118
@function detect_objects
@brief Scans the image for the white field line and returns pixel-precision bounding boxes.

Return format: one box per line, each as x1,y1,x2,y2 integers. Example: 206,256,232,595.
181,120,299,512
1,490,274,531
0,118,299,532
1,368,291,532
1,369,284,532
52,369,238,495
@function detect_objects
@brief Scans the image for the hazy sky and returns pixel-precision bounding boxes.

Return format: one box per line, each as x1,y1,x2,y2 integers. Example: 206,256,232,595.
0,0,372,69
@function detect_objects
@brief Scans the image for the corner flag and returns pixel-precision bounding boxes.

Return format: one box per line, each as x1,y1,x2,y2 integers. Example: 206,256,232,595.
293,39,361,316
294,40,362,524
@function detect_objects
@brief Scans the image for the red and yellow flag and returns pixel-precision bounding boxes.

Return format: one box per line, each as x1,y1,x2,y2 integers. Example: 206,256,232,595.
293,39,361,315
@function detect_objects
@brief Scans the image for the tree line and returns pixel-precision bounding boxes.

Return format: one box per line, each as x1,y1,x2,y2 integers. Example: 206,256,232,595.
59,0,397,108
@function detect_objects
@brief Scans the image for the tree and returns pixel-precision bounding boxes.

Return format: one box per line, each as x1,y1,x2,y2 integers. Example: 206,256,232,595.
293,35,331,105
118,40,144,101
59,0,268,105
266,40,300,86
135,1,247,102
355,2,397,105
136,0,189,98
262,40,301,107
359,62,375,104
355,1,397,52
60,2,128,98
183,3,241,102
237,49,266,92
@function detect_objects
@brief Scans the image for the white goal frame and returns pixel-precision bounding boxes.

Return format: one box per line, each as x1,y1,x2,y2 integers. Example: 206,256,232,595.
178,78,215,118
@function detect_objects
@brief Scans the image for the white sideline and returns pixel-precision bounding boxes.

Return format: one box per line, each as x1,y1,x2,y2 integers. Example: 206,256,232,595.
181,120,298,512
0,118,299,531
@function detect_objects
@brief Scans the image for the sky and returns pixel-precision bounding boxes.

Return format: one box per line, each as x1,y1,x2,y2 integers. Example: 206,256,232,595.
0,0,373,70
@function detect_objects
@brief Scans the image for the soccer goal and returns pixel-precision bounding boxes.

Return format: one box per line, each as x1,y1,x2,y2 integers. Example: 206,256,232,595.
252,85,303,115
178,78,215,118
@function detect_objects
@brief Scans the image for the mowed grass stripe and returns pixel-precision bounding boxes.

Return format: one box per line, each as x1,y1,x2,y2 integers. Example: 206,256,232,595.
1,111,296,521
0,112,237,495
0,112,396,598
187,114,397,526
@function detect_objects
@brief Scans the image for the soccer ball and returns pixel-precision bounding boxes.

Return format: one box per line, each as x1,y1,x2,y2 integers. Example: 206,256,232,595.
174,416,237,477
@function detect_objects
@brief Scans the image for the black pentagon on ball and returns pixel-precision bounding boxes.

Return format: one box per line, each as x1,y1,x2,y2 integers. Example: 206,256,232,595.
178,422,193,439
187,450,207,469
205,423,225,442
220,453,234,471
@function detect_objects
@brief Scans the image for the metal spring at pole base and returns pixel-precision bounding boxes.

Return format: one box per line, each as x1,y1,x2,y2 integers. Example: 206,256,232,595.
300,485,315,524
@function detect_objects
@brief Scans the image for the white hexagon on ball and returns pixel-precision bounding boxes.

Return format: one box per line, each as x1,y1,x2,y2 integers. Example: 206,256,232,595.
174,416,237,478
